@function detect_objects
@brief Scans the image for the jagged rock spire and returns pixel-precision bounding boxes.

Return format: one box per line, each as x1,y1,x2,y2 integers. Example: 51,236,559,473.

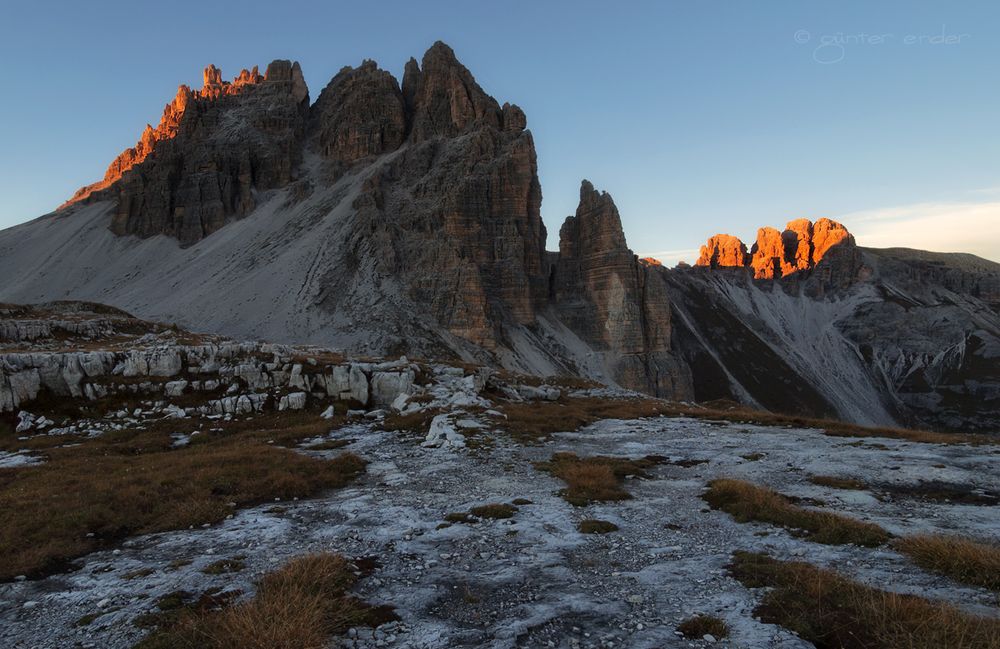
402,41,502,141
695,218,855,279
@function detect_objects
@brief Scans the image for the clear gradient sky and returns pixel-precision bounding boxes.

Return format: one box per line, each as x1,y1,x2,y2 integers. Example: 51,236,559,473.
2,1,998,264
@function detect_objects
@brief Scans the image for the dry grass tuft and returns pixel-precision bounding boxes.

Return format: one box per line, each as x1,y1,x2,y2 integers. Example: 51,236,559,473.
703,479,890,547
490,395,995,446
676,614,729,640
876,481,999,506
136,553,391,649
729,551,1000,649
445,503,519,524
201,558,245,575
0,412,366,580
577,519,619,534
382,408,442,434
469,503,518,519
535,452,662,506
810,475,867,490
895,534,1000,592
498,398,670,443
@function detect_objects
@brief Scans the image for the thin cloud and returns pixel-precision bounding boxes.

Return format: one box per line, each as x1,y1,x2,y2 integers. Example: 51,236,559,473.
635,248,701,266
838,200,1000,262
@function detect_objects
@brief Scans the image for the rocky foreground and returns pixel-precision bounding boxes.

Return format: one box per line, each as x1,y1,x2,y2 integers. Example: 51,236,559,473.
2,304,999,648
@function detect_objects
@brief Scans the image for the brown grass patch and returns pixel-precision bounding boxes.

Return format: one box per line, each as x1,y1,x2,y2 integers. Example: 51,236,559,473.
497,398,669,443
703,479,890,547
729,551,1000,649
676,614,729,639
469,503,517,519
534,452,662,506
0,412,365,580
577,519,619,534
896,534,1000,592
445,503,519,524
491,370,603,391
491,396,993,446
136,553,392,649
810,475,867,490
876,481,999,506
381,408,442,434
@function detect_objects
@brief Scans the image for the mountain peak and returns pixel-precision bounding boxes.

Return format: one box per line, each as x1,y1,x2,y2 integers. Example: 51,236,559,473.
62,61,302,210
695,217,855,279
403,41,501,141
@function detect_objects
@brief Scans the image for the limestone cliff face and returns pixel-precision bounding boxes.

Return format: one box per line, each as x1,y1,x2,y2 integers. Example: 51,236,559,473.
67,60,310,246
666,247,1000,433
327,43,546,349
695,218,859,282
695,234,749,268
552,181,690,397
401,42,503,142
309,60,406,169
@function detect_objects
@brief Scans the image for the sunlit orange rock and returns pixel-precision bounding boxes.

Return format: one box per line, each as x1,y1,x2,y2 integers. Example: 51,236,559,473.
695,234,749,269
63,61,309,244
639,257,663,267
781,218,814,274
698,219,856,279
64,65,271,208
812,217,855,263
750,227,786,279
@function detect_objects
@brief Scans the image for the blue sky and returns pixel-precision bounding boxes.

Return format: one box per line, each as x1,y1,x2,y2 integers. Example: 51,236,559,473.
1,0,998,263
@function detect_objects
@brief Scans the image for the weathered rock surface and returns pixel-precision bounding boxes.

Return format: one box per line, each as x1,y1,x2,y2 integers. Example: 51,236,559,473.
695,218,858,280
335,42,548,350
662,247,1000,432
552,181,691,397
310,60,406,170
402,41,503,142
66,61,310,246
695,234,749,269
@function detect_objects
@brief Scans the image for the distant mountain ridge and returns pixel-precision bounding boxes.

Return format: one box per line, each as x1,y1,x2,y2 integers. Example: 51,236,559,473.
1,41,997,433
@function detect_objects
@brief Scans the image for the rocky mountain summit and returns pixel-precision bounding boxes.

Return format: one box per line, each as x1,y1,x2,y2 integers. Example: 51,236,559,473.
2,42,679,402
694,218,856,280
0,42,998,434
66,60,308,245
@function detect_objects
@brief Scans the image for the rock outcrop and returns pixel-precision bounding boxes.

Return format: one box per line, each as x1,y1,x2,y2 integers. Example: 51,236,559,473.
326,42,547,350
552,181,691,397
402,41,503,141
694,218,857,280
309,60,406,169
695,234,749,268
66,61,310,246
